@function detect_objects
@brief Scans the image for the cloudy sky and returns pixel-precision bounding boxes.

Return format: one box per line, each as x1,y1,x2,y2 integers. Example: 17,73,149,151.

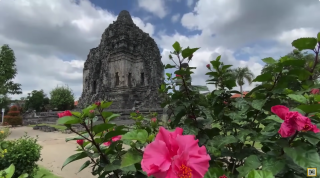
1,0,319,101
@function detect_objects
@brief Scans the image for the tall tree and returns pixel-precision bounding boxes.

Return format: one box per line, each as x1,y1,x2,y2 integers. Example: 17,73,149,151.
50,85,75,111
0,45,22,99
232,67,255,97
24,90,50,112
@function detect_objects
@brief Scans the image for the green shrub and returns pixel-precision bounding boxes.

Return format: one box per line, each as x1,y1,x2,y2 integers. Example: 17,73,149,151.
0,127,10,142
0,135,42,178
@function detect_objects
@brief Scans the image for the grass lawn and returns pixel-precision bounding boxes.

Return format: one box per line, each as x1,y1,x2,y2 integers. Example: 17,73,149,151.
35,166,61,178
28,124,67,131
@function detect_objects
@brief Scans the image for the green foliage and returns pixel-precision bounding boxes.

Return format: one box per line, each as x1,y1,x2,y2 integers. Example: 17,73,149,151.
0,128,10,142
0,135,42,178
50,85,75,110
0,164,28,178
3,106,22,126
62,33,320,178
24,90,50,112
0,45,22,96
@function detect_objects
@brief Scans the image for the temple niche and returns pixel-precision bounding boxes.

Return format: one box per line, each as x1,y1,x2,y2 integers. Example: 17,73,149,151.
78,10,164,110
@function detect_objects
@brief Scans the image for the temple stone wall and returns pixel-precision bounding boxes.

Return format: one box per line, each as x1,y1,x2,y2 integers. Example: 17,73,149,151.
78,10,164,112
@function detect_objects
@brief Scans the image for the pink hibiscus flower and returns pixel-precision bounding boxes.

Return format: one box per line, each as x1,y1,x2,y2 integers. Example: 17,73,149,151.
141,127,211,178
271,105,320,137
57,110,72,118
103,135,122,146
311,88,320,94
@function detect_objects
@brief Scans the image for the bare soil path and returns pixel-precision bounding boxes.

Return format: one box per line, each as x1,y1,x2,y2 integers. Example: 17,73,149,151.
6,127,96,178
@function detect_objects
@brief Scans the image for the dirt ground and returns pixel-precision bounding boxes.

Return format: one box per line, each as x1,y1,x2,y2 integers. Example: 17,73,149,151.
6,127,97,178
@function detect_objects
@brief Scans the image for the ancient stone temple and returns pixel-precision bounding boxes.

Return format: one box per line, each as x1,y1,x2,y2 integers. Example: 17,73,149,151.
77,10,164,111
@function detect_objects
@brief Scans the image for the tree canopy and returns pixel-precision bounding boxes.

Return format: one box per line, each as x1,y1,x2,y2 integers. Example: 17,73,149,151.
24,90,50,112
0,45,22,97
50,85,75,111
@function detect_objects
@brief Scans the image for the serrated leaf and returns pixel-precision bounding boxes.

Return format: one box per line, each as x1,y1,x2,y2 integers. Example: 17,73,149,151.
292,37,318,51
287,94,308,104
101,101,112,109
92,123,115,134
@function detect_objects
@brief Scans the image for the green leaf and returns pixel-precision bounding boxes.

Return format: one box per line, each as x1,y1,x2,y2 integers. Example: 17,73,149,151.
62,152,88,170
192,85,209,91
92,123,115,134
252,99,266,110
172,41,181,52
263,115,283,124
164,64,176,69
210,59,221,70
71,111,82,118
204,167,226,178
292,37,318,51
246,170,274,178
287,68,312,81
104,160,121,172
17,173,28,178
221,65,233,72
237,129,255,142
3,164,15,178
78,160,91,173
211,135,238,149
262,57,276,64
181,47,199,59
261,157,286,175
106,114,121,122
284,145,320,171
301,131,320,145
120,149,143,168
287,94,308,104
82,104,97,115
297,104,320,113
237,155,261,177
253,73,273,82
121,129,148,143
314,95,320,102
101,101,112,109
317,32,320,42
65,133,89,142
281,59,306,67
57,116,81,125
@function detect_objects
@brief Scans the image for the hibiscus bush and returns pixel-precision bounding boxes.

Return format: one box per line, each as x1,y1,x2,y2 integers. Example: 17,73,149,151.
59,33,320,178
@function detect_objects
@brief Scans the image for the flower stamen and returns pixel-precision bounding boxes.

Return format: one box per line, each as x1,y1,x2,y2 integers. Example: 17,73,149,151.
178,164,192,178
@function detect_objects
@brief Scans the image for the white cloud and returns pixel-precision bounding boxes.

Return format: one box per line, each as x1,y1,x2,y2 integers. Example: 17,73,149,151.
136,0,168,18
0,0,155,100
156,0,320,92
171,13,180,23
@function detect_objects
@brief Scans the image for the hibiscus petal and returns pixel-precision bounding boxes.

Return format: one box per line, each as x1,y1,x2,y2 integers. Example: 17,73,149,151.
271,105,289,120
311,124,320,133
278,121,296,138
155,127,183,155
142,140,171,175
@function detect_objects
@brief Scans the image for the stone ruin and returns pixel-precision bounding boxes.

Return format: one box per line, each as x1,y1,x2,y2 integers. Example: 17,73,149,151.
77,10,165,112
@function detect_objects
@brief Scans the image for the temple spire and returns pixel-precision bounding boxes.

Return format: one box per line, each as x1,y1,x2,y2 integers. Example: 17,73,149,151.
116,10,134,24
